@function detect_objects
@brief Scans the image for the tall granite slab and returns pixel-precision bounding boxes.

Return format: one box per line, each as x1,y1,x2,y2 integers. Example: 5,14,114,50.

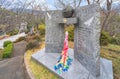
45,11,64,53
74,4,101,77
45,11,77,53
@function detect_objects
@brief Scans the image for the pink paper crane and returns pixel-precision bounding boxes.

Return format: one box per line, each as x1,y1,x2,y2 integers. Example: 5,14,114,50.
61,31,68,65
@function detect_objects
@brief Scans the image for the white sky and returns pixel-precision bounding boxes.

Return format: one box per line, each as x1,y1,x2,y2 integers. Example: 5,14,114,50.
2,0,120,10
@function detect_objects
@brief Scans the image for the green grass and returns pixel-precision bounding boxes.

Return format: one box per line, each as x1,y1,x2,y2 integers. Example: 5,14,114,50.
102,44,120,51
25,42,59,79
101,44,120,79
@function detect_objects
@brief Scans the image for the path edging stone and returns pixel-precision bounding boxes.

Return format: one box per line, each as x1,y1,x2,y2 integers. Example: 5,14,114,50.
24,52,35,79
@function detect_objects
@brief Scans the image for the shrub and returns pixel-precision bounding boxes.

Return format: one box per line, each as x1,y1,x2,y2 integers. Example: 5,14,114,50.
3,41,12,47
26,35,42,42
25,29,29,34
14,37,26,43
100,31,111,46
65,25,74,41
110,37,120,45
27,23,33,31
38,24,45,36
7,29,18,36
33,35,42,41
2,43,13,58
26,40,39,50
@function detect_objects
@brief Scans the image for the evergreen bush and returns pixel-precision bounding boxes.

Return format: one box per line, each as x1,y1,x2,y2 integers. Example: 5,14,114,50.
3,43,13,58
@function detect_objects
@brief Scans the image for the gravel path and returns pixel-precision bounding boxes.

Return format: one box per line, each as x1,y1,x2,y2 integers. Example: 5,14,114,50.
12,41,27,57
0,41,29,79
0,33,26,49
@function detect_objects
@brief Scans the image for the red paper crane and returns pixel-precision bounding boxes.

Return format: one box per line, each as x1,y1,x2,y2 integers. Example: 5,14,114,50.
61,31,68,65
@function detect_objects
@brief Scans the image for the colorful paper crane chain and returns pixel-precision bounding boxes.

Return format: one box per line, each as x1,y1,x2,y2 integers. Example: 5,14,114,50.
54,31,72,74
54,56,72,74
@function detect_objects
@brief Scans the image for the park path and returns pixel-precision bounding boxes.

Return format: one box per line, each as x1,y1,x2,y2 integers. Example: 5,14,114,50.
12,41,27,57
0,33,26,49
0,41,29,79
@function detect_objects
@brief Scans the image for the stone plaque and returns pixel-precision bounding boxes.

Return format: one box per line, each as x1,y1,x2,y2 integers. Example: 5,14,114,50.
74,4,101,77
45,11,64,53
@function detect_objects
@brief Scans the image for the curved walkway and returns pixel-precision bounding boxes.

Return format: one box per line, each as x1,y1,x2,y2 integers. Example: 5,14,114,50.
0,33,26,49
0,41,29,79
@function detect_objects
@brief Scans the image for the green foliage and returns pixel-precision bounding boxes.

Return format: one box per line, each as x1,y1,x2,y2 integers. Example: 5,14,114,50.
2,43,13,58
26,35,42,42
24,29,29,34
101,44,120,79
116,16,120,22
100,31,111,46
100,30,120,45
65,25,74,41
26,40,39,50
38,24,45,36
33,35,42,41
3,41,12,47
102,44,120,52
0,8,15,15
7,29,19,36
14,37,26,43
27,23,33,31
110,37,120,45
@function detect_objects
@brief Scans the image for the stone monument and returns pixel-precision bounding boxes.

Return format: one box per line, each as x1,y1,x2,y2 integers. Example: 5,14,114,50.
32,4,113,79
45,4,100,77
19,22,27,33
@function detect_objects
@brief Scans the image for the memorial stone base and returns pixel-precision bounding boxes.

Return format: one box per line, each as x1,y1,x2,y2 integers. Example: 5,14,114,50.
32,48,113,79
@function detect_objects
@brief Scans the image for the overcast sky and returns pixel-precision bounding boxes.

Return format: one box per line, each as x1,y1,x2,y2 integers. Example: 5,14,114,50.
1,0,120,10
41,0,120,10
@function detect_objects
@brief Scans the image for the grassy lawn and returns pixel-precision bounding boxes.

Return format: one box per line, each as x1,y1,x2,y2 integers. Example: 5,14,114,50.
102,44,120,51
101,44,120,79
25,42,59,79
69,42,120,79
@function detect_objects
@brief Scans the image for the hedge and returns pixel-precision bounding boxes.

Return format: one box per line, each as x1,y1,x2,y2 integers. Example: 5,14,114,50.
2,42,13,58
100,31,111,46
26,40,39,50
7,29,19,36
3,41,12,47
14,37,26,43
38,24,45,36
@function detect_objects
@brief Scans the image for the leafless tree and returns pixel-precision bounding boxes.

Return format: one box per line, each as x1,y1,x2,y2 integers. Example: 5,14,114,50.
0,0,48,34
86,0,100,4
54,0,82,9
86,0,113,32
101,0,113,31
0,0,16,33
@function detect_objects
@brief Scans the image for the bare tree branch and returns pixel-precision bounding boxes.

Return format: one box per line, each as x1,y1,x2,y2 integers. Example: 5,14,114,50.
54,0,82,9
77,0,82,7
58,0,66,7
87,0,90,4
